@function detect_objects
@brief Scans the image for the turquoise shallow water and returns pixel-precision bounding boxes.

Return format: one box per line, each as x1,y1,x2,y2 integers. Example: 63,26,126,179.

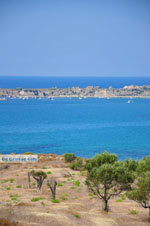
0,97,150,160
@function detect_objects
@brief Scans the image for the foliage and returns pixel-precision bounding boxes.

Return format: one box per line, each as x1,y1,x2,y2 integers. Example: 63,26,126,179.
47,171,52,174
73,212,80,218
64,153,76,162
74,180,80,186
130,210,138,215
85,162,134,211
127,171,150,221
31,197,44,202
85,151,117,172
51,199,60,203
69,158,83,170
136,157,150,175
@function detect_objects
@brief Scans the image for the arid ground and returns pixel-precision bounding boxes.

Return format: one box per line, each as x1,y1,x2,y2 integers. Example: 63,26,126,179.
0,154,149,226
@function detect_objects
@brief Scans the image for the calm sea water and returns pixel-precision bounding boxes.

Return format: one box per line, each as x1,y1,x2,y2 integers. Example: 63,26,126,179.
0,76,150,160
1,76,150,88
0,97,150,160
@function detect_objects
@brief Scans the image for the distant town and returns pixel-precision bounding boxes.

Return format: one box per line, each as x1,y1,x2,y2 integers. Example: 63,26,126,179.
0,85,150,99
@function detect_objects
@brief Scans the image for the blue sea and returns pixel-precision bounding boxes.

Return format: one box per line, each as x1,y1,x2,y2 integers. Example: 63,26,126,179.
0,76,150,160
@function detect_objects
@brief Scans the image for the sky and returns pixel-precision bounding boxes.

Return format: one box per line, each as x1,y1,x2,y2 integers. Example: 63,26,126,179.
0,0,149,77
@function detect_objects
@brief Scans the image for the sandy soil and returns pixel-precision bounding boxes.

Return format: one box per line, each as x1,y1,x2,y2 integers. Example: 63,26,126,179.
0,154,149,226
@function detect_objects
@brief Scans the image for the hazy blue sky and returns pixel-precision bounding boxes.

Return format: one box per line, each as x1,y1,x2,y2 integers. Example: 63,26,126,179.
0,0,149,76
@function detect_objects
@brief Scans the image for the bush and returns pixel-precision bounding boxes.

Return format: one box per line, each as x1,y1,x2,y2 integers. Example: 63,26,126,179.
64,153,76,162
16,185,22,188
51,199,60,203
73,212,80,218
61,195,67,200
70,158,83,170
47,171,52,174
130,210,138,215
9,178,14,183
31,197,44,202
74,180,80,186
57,183,63,187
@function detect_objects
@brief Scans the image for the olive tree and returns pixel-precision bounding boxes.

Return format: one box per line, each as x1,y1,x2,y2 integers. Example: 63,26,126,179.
85,151,117,173
86,162,134,211
127,171,150,222
30,170,47,192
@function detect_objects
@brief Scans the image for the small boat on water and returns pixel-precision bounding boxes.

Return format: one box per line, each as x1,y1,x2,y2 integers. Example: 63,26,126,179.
0,98,7,101
127,100,133,103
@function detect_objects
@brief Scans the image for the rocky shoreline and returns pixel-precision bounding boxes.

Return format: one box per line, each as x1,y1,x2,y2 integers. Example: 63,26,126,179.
1,84,150,99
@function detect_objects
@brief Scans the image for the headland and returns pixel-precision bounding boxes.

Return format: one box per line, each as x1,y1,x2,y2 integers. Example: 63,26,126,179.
1,85,150,99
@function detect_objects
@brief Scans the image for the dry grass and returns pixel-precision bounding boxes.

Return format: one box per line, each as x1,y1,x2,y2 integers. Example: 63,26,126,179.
0,154,150,226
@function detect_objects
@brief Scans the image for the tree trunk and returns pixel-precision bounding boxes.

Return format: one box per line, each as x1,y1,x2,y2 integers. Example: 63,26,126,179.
104,199,108,212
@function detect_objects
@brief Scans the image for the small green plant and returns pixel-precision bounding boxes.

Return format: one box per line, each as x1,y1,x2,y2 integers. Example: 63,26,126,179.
121,194,126,201
71,186,75,189
73,212,80,218
77,189,81,193
31,197,44,202
88,193,94,197
116,199,122,202
32,182,36,186
41,201,45,207
64,153,76,162
51,199,60,203
5,186,11,190
42,166,47,169
130,210,138,215
47,171,52,174
72,173,75,175
1,179,8,184
16,185,22,188
74,180,80,186
63,181,67,183
10,194,19,201
57,183,63,187
9,178,14,183
61,195,67,200
70,158,83,170
16,174,19,176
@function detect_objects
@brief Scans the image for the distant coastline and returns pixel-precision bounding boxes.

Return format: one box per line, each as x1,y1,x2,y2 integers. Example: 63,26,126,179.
1,85,150,99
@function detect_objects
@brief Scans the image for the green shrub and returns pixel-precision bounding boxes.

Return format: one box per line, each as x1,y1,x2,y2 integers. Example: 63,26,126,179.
71,186,75,189
74,180,80,186
9,178,14,183
116,199,122,202
47,171,52,174
70,158,83,170
51,199,60,203
61,195,67,200
57,183,63,187
130,210,138,215
73,212,80,218
16,185,22,188
32,182,36,186
5,186,11,190
1,179,8,184
31,197,44,202
41,201,45,207
64,153,76,162
121,194,126,200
